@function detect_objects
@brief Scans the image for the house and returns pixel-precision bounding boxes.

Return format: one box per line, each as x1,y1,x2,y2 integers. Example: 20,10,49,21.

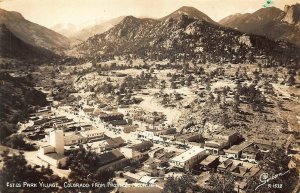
133,141,153,152
253,139,274,153
120,141,153,162
224,141,253,159
64,133,85,146
204,131,239,155
118,124,138,133
175,132,200,143
105,137,126,149
38,129,67,168
204,138,228,155
81,129,105,142
199,155,219,171
241,145,259,162
169,146,206,171
99,112,124,122
214,131,239,147
217,158,234,172
120,147,144,162
217,157,259,178
96,149,129,173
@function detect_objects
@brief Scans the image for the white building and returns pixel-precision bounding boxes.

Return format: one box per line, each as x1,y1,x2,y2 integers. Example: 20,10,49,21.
120,147,144,162
38,129,67,168
81,129,105,141
169,146,206,171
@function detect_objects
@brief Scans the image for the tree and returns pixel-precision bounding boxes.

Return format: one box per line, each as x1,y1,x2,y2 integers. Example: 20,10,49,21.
286,75,296,86
0,151,60,193
208,172,235,193
233,92,240,112
245,148,298,193
163,174,199,193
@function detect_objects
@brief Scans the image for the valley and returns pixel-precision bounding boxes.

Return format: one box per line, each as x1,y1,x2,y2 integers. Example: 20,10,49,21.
0,3,299,193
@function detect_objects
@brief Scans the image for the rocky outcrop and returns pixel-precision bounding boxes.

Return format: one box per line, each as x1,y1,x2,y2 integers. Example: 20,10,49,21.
283,3,300,24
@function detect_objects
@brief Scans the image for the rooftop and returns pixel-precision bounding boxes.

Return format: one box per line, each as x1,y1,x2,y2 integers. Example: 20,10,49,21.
218,158,233,169
106,137,125,147
64,133,83,141
133,141,153,152
200,155,219,166
176,132,199,141
242,145,259,154
224,141,253,154
205,138,227,147
45,153,66,160
98,149,124,166
81,129,104,136
171,146,205,163
216,130,237,137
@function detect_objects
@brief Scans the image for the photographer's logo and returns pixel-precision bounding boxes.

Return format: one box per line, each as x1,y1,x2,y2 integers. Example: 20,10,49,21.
255,170,289,190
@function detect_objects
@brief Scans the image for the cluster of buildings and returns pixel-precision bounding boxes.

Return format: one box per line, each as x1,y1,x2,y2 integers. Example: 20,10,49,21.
24,104,278,192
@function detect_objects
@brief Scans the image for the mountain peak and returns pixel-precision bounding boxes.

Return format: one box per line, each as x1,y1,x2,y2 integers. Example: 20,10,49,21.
160,6,216,24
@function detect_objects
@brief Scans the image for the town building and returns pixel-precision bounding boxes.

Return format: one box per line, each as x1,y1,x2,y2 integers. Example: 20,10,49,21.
169,146,206,171
105,137,126,149
120,141,153,162
64,133,85,146
99,112,124,122
38,129,67,168
97,149,129,173
204,131,239,155
199,155,219,171
224,141,253,159
81,129,105,142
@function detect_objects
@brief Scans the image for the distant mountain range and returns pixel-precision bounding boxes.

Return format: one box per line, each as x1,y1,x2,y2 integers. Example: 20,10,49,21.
219,3,300,46
75,6,299,64
74,16,125,41
0,8,70,50
1,5,299,63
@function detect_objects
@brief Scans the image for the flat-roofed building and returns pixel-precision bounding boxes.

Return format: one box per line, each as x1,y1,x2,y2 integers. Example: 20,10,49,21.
64,133,85,146
241,145,259,162
199,155,219,171
38,129,67,168
214,130,239,147
176,133,200,143
204,130,239,155
97,149,129,173
224,141,253,159
204,138,228,155
169,146,206,171
81,129,105,142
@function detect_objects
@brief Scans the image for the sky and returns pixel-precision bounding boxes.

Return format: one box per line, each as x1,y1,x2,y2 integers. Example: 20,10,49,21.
0,0,299,28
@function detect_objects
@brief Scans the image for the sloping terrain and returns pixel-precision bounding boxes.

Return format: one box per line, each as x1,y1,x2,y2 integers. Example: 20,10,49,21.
0,8,70,50
0,72,49,140
73,16,125,41
0,24,57,60
160,6,217,24
76,13,299,64
219,4,300,46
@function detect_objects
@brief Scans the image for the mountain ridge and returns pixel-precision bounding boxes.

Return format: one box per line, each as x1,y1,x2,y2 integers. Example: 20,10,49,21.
0,8,70,50
75,13,299,64
219,4,300,46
